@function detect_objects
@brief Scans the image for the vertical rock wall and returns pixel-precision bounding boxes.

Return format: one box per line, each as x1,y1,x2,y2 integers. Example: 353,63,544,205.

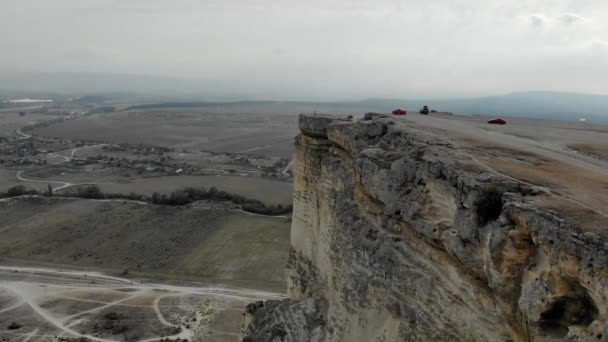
243,114,608,342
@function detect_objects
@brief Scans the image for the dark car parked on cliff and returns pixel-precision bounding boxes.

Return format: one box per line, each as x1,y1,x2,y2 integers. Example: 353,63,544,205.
488,118,507,125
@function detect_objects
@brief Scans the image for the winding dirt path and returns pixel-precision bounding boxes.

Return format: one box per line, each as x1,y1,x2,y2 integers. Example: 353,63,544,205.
0,266,284,342
282,159,293,175
2,284,118,342
15,128,31,139
15,144,107,191
21,328,38,342
16,171,73,192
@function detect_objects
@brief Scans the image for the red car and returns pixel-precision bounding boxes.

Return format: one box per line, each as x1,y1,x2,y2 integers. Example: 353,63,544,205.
392,109,407,115
488,118,506,125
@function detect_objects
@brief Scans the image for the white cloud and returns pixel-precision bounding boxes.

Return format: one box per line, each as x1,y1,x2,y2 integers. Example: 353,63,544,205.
556,13,588,25
0,0,607,98
524,13,591,28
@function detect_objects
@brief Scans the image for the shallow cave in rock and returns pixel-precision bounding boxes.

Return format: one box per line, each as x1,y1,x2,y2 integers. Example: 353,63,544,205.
475,184,504,226
538,284,598,337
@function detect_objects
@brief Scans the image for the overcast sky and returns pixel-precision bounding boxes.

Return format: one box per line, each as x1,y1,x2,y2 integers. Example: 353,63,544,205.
1,0,607,99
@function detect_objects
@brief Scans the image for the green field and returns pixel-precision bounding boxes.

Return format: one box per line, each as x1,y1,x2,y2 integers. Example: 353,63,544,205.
96,175,293,205
0,197,291,290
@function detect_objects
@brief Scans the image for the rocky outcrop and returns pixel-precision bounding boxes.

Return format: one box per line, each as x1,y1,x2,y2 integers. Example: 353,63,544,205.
242,114,608,341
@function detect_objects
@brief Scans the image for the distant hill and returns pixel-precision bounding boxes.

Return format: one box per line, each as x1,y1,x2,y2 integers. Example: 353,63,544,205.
126,92,608,124
0,71,243,102
1,72,606,123
365,91,608,123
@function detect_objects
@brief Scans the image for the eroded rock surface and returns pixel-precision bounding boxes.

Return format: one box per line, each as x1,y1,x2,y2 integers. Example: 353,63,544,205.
243,114,608,342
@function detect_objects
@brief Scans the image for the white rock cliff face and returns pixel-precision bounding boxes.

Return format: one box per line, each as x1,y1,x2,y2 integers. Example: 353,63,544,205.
243,114,608,342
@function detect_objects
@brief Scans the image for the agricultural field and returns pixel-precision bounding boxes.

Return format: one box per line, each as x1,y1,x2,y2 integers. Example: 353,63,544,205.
0,197,291,290
32,109,300,158
0,111,54,136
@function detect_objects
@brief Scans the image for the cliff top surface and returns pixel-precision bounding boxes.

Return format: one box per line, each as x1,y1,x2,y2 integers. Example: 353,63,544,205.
301,112,608,237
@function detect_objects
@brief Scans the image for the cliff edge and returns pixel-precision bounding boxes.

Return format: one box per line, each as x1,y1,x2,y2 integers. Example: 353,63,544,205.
243,113,608,342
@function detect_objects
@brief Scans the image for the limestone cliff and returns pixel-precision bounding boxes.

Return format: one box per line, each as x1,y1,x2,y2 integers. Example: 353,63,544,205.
243,114,608,342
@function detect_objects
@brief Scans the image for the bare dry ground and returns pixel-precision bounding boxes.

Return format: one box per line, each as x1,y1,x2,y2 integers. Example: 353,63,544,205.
32,110,300,158
400,113,608,236
569,143,608,163
0,197,290,290
0,268,281,342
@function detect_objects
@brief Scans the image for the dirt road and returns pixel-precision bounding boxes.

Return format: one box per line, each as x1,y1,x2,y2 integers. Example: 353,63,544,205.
0,106,43,113
15,144,107,191
16,170,74,191
16,128,31,139
0,265,285,342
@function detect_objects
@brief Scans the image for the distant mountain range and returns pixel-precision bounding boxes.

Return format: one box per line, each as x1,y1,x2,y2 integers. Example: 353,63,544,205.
1,72,607,123
126,92,608,123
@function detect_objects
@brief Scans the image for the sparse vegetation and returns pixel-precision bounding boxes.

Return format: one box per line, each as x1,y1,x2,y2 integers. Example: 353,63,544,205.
73,184,104,199
0,197,290,285
7,322,21,330
6,185,27,197
1,183,292,215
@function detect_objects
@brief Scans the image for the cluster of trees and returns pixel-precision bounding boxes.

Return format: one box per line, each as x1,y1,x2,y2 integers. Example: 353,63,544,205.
0,184,54,198
150,186,292,215
0,185,33,198
1,184,292,216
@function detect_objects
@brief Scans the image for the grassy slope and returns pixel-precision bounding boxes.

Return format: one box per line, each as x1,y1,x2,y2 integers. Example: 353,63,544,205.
0,197,290,290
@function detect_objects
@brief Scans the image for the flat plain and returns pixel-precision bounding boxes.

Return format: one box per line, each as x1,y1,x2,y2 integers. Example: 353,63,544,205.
32,109,300,158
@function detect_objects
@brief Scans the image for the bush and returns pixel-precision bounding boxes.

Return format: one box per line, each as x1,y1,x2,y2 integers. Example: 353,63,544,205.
51,184,293,216
169,190,190,205
104,311,121,320
7,322,21,330
76,185,104,199
7,185,27,197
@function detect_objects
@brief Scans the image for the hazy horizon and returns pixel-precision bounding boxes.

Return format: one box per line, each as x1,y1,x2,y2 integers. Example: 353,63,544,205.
2,1,608,100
